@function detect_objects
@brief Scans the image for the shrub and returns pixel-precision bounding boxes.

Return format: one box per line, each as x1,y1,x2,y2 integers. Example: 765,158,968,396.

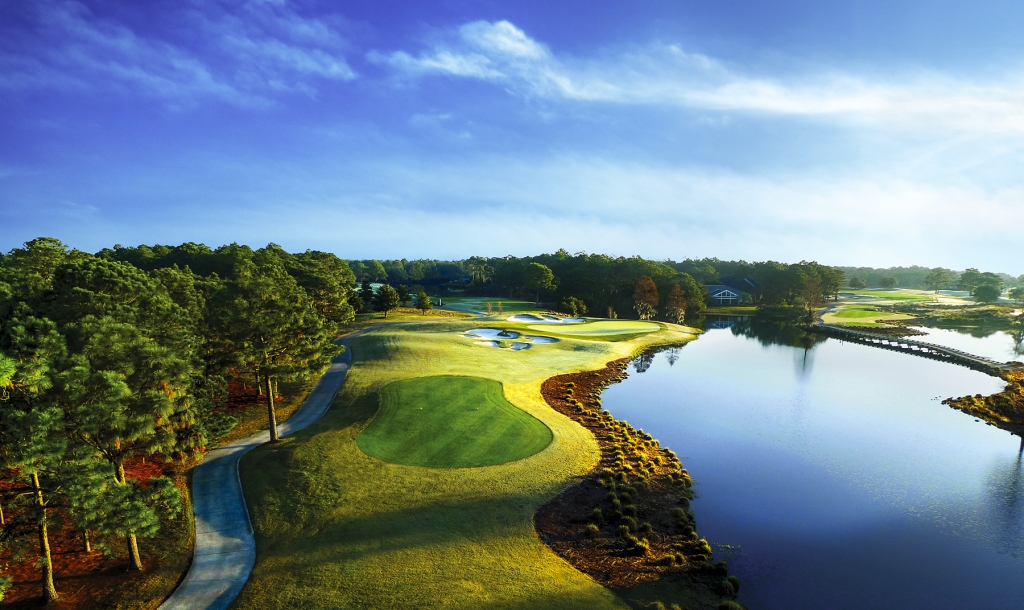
634,537,650,555
719,579,736,597
715,560,728,574
591,508,604,523
611,499,622,511
622,504,637,517
651,603,667,610
727,575,741,593
585,523,600,537
607,492,618,502
674,553,684,564
621,515,637,530
718,602,744,610
617,524,631,538
658,555,674,566
640,522,653,534
670,507,687,521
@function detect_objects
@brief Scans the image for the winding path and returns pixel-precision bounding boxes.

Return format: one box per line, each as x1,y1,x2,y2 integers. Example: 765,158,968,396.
159,329,373,610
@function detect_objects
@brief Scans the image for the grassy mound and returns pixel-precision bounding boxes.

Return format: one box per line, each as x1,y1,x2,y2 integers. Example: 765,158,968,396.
357,375,552,468
529,320,661,337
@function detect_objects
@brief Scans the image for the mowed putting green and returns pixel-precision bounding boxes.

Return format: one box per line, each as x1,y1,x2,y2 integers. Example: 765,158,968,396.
528,320,660,337
357,375,552,467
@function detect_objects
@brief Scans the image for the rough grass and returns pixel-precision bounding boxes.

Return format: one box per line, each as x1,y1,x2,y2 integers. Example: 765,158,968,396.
439,296,539,314
231,319,697,610
527,321,662,337
357,375,552,468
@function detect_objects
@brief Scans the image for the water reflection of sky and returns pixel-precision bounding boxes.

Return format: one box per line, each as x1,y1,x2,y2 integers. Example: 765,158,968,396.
603,329,1017,610
909,326,1024,362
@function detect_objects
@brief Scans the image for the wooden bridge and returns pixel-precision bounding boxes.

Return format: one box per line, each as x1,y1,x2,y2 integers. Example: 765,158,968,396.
811,325,1022,379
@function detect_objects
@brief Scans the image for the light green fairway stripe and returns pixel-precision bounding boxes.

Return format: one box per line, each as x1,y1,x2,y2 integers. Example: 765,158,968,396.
528,320,660,336
357,375,553,468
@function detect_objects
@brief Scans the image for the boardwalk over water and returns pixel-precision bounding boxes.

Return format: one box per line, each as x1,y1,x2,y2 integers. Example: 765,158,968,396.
812,325,1022,379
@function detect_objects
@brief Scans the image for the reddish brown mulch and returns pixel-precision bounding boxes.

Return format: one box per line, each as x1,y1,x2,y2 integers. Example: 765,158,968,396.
1,380,277,608
1,457,181,608
536,357,735,606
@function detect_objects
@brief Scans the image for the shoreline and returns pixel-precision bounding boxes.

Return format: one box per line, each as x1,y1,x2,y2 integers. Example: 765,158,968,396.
536,354,742,610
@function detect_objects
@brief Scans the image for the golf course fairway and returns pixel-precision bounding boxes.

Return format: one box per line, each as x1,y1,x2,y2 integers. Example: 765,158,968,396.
528,320,661,337
357,375,552,467
231,318,697,610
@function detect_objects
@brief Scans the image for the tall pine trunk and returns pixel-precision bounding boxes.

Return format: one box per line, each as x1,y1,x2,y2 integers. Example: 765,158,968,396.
32,473,59,603
84,530,92,553
114,464,144,571
266,375,279,442
127,533,143,570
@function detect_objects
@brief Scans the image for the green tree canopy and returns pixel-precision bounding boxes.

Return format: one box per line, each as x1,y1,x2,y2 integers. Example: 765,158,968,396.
374,285,401,318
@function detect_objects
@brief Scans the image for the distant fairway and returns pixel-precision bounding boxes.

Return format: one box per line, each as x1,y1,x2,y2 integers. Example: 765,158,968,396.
528,320,660,337
357,375,552,468
833,307,883,318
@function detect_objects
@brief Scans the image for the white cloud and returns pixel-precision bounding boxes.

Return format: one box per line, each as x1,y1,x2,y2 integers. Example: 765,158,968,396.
374,20,1024,137
0,0,356,106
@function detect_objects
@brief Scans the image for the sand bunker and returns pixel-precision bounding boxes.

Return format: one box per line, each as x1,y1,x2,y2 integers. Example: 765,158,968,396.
463,329,556,349
524,335,558,344
465,328,521,340
506,314,585,324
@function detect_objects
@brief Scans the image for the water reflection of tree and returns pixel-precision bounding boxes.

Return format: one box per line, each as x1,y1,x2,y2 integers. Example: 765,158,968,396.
730,314,829,350
665,347,681,366
983,441,1024,558
633,352,655,373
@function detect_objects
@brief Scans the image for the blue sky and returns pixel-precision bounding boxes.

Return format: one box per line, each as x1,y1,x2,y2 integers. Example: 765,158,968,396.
1,0,1022,273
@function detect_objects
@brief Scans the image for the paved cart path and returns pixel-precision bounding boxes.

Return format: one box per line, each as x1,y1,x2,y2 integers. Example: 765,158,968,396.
160,329,374,610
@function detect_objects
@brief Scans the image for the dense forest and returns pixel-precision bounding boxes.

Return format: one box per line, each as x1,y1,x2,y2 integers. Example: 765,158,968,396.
0,239,352,602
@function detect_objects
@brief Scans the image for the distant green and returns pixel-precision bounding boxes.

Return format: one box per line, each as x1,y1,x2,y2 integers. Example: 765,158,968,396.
847,290,934,301
833,307,883,318
357,375,552,468
527,320,660,337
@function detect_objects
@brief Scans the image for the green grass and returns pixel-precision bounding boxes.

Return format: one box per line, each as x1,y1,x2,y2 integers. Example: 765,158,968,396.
846,290,935,301
822,304,916,327
232,318,698,610
832,307,884,319
439,296,539,314
527,320,661,337
357,375,552,468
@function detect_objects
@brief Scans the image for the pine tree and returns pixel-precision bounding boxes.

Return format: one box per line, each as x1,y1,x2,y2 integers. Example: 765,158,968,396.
374,285,401,318
216,258,341,442
415,291,433,315
0,308,69,602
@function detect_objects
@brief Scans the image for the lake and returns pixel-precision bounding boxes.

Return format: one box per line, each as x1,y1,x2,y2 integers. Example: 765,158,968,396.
601,320,1019,609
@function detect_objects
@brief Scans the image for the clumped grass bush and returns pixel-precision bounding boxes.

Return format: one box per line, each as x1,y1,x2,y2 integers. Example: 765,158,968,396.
639,522,653,534
617,524,631,538
634,537,650,555
726,575,741,593
622,504,637,517
585,523,601,537
621,516,637,531
591,508,604,523
718,602,745,610
658,555,674,566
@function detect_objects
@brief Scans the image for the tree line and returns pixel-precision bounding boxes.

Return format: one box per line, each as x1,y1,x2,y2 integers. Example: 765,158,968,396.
0,239,353,602
668,258,844,307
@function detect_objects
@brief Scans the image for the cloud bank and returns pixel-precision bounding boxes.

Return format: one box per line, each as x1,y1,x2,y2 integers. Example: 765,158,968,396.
373,20,1024,136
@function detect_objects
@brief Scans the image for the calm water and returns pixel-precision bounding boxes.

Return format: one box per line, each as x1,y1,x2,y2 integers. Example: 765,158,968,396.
602,322,1019,610
909,326,1024,363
